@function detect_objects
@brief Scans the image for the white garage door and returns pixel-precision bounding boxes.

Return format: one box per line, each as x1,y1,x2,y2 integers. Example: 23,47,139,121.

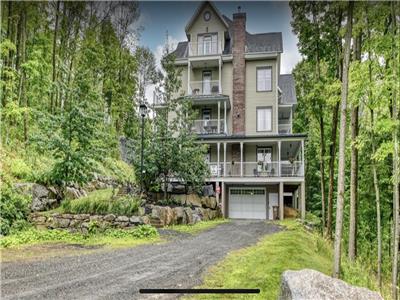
229,188,266,219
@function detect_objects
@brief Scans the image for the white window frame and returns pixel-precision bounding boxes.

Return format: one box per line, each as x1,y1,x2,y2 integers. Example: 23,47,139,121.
256,67,272,92
257,107,273,132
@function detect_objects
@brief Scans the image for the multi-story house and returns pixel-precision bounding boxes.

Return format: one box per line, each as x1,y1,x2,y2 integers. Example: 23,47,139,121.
154,1,306,220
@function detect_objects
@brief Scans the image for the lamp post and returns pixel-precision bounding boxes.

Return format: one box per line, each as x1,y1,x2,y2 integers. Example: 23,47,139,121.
139,103,147,193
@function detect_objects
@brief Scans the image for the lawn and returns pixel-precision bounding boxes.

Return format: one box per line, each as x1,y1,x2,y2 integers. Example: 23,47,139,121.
187,220,388,300
168,219,230,235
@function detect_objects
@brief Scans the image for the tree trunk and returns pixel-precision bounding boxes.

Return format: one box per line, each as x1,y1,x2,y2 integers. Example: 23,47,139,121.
391,2,399,299
333,1,353,279
348,31,361,262
50,0,60,113
319,115,326,231
327,7,343,240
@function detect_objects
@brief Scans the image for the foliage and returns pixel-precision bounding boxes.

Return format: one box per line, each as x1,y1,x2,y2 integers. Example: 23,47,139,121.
0,177,31,236
168,219,229,235
95,157,135,183
135,45,209,194
60,189,140,215
0,225,159,249
189,220,390,300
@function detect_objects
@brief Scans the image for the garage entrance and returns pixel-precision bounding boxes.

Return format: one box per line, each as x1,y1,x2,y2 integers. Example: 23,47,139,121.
229,188,266,219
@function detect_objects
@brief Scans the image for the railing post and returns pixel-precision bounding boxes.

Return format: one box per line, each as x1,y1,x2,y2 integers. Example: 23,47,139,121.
240,142,243,177
217,142,220,177
223,142,227,177
224,101,227,134
217,101,221,133
278,140,281,177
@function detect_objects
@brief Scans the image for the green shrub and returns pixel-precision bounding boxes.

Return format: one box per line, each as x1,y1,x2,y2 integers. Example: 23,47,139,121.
96,158,135,183
9,158,32,180
60,189,140,215
0,178,30,235
157,198,181,206
131,225,158,238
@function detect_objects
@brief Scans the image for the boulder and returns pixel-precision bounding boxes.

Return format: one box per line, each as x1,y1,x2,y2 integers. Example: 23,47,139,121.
151,206,175,226
184,207,193,224
279,269,383,300
32,184,50,199
141,215,150,225
14,182,35,195
90,215,103,222
192,212,201,224
186,194,202,207
104,214,116,221
65,186,87,200
173,207,186,224
201,196,217,209
74,214,90,220
129,216,142,225
115,216,129,222
16,183,58,212
53,217,70,228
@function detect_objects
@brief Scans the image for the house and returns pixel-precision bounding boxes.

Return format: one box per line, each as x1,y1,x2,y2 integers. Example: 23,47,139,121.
154,1,306,220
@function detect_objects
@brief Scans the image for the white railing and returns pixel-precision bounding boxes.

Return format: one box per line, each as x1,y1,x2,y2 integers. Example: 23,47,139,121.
278,123,291,134
188,41,221,56
207,161,304,178
192,119,225,134
280,161,304,177
189,81,220,96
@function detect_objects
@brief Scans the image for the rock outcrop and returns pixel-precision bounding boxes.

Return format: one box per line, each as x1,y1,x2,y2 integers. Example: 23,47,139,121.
15,183,59,212
279,269,383,300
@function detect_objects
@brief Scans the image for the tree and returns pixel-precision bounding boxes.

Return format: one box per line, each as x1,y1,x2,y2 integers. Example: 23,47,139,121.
333,0,353,278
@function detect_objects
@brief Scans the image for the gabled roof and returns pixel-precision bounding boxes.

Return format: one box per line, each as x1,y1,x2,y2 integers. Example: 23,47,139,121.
185,1,229,33
278,74,297,105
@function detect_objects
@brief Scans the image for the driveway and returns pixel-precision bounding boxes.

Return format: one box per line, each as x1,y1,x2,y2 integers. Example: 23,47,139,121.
1,220,281,300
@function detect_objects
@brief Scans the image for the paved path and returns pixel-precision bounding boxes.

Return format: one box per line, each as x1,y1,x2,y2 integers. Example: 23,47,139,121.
1,220,281,300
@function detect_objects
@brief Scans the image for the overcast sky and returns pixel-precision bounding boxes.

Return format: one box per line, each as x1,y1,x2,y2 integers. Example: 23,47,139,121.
136,1,302,102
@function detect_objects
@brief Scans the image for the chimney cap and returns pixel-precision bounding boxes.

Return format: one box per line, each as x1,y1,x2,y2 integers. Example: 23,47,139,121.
237,6,241,13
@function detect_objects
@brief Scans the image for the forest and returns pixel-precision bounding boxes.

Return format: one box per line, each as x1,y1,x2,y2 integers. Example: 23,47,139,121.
291,1,399,298
0,1,399,299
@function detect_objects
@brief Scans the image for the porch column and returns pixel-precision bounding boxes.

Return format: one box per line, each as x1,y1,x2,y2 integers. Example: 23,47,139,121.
300,181,306,220
217,101,221,133
217,142,221,177
218,57,222,93
215,181,220,205
223,142,227,177
187,61,191,95
240,142,244,177
279,182,284,220
278,140,281,177
301,139,305,176
224,101,227,134
221,182,226,217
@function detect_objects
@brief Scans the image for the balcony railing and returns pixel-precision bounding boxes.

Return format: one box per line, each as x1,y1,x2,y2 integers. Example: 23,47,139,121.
189,81,220,96
188,41,222,56
192,119,225,135
207,161,304,178
278,123,291,134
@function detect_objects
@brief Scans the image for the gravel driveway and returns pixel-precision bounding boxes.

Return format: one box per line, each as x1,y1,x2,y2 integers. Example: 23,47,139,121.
1,220,281,300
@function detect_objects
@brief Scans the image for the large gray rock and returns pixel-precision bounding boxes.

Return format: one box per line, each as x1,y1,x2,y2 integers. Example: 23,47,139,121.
14,183,59,212
279,269,383,300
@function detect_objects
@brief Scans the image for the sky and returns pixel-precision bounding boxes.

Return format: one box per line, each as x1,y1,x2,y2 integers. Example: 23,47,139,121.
135,1,302,102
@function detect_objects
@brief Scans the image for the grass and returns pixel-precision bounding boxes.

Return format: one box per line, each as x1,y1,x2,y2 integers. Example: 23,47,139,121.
187,220,389,300
168,219,230,235
0,225,160,249
59,188,140,215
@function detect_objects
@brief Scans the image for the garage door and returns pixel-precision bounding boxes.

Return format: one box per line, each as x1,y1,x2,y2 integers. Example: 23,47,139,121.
229,188,266,219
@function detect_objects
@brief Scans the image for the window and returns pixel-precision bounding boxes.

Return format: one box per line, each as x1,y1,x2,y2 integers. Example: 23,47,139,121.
257,107,272,131
257,67,272,92
257,147,272,163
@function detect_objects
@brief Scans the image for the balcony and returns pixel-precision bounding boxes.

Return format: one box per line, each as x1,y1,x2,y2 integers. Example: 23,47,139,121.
208,161,304,178
188,41,222,57
189,81,220,96
192,119,225,135
278,123,291,134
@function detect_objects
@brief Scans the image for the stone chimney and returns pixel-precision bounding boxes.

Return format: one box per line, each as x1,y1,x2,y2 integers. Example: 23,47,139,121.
232,8,246,136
